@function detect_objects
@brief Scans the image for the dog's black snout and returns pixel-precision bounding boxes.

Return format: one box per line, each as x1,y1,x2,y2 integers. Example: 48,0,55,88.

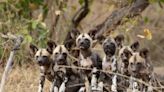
38,60,42,64
59,58,64,61
37,57,43,65
132,68,137,73
106,44,110,48
58,55,65,61
80,41,84,45
132,70,136,72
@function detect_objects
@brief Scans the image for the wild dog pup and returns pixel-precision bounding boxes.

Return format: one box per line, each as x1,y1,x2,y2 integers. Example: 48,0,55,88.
76,33,102,92
118,41,139,76
101,37,118,92
51,45,69,92
102,37,117,72
116,41,140,91
51,45,81,92
30,41,56,92
128,48,153,91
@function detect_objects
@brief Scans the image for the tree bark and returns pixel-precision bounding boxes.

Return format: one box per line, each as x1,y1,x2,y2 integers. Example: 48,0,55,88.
64,0,89,51
89,0,149,40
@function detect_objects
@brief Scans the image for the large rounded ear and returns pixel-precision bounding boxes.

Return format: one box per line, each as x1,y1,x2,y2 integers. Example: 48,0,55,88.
98,35,106,45
88,29,106,45
130,41,140,52
64,28,80,51
29,44,38,54
64,40,74,51
88,28,98,40
114,34,124,47
123,48,133,58
47,40,57,54
70,28,80,39
139,48,149,58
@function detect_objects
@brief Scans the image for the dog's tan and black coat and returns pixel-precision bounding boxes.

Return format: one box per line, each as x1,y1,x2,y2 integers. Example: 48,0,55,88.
30,41,56,92
128,48,154,91
51,45,81,92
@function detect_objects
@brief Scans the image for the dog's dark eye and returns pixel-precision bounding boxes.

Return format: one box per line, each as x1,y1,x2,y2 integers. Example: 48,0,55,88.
62,53,67,56
36,56,39,59
55,52,59,55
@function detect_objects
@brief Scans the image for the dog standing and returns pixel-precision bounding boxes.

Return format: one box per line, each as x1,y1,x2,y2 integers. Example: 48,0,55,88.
76,33,102,92
101,37,118,92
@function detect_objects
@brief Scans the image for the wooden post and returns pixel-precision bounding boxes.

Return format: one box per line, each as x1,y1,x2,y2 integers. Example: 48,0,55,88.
0,35,23,92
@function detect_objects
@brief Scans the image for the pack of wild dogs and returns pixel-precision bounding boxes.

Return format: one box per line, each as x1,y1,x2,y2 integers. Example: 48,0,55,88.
30,33,162,92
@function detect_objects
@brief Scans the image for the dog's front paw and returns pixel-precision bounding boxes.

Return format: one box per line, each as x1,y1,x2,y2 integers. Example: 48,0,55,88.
111,84,117,92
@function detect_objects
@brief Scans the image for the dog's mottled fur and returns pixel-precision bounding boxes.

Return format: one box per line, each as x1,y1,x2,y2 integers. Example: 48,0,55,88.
118,41,140,76
100,37,118,91
30,41,56,92
128,48,154,91
52,45,81,92
76,33,102,91
102,37,117,72
128,48,152,80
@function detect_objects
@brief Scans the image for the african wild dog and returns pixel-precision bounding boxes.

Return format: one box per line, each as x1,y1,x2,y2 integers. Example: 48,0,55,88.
29,41,56,92
102,37,117,72
76,33,102,92
118,41,140,76
128,48,154,91
51,45,81,92
101,37,118,92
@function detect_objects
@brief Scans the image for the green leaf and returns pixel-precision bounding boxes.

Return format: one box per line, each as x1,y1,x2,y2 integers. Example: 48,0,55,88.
31,20,38,29
160,0,164,3
79,0,84,5
22,28,28,35
144,17,149,23
25,35,33,43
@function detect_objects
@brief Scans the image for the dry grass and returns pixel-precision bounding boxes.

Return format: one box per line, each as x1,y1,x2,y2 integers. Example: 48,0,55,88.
0,66,163,92
0,66,52,92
